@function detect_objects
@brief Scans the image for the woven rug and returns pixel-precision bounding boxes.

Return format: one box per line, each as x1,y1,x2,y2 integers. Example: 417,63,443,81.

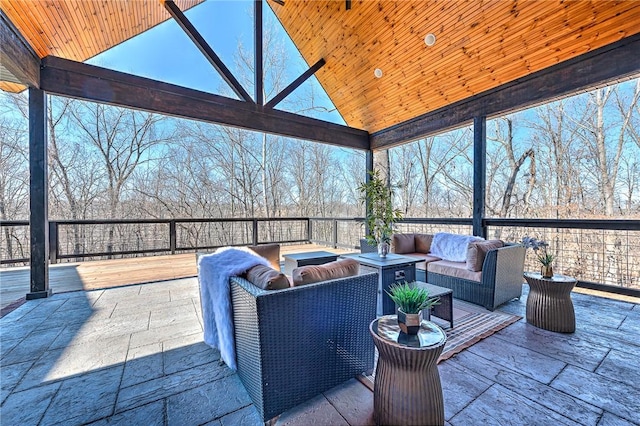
360,300,521,388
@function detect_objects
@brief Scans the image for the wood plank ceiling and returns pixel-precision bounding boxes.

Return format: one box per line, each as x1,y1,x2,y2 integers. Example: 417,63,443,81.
0,0,203,92
267,0,640,133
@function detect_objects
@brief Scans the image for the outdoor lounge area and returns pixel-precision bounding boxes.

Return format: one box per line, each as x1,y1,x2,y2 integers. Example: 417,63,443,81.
1,270,639,425
1,0,640,425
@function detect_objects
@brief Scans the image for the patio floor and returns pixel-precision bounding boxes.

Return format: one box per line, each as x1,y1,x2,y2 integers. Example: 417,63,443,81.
1,277,639,425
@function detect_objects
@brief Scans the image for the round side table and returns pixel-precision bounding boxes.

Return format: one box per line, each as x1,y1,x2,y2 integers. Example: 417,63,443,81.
524,272,576,333
370,316,446,426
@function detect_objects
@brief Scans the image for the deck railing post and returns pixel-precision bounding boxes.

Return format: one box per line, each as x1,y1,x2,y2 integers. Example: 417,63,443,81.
169,220,177,254
307,218,312,243
252,219,259,246
333,219,338,249
48,221,58,264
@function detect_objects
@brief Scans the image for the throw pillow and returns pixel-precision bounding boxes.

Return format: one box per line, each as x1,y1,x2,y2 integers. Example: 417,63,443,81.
247,243,280,270
466,240,504,271
292,258,360,286
391,233,416,254
414,234,433,253
245,264,290,290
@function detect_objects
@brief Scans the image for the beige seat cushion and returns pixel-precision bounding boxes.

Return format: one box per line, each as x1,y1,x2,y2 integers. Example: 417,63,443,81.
247,243,281,270
404,253,442,271
466,240,504,271
414,234,433,253
292,258,360,286
428,260,482,282
245,264,290,290
391,233,416,254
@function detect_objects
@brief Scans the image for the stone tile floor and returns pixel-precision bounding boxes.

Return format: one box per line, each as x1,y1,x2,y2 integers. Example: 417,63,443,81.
1,278,639,425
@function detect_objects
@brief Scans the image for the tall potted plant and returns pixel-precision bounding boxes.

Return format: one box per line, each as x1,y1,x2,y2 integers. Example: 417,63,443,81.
358,170,403,258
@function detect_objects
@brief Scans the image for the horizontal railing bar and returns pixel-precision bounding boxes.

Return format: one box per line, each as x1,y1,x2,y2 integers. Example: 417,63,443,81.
0,221,29,226
177,238,311,253
485,218,640,231
1,257,29,264
4,218,637,230
57,248,169,259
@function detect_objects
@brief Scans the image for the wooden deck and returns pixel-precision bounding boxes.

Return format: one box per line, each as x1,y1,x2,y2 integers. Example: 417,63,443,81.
0,244,356,310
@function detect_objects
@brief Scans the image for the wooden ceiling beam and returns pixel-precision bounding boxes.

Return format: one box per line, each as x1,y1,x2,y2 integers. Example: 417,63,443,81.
161,0,254,103
265,58,326,109
370,33,640,150
255,0,263,105
39,56,369,150
0,11,40,88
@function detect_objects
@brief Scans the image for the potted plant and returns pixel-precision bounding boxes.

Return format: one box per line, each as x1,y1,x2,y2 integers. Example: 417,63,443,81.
522,236,556,278
357,170,403,258
386,282,439,335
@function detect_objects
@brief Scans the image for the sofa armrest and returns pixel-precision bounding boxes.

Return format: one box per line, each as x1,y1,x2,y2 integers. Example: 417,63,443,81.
481,244,526,309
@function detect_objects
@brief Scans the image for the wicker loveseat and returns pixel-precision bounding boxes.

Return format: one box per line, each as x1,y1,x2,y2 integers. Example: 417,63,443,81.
230,269,378,423
391,233,526,311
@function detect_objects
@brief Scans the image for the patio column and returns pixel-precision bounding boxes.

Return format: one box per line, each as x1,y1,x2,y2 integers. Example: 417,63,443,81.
27,87,51,300
473,116,487,239
364,150,374,237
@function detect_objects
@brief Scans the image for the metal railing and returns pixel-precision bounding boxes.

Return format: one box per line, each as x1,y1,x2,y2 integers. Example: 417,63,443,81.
2,217,639,294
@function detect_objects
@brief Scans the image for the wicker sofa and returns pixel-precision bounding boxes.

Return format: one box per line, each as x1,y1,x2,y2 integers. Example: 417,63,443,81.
391,233,526,311
230,269,378,422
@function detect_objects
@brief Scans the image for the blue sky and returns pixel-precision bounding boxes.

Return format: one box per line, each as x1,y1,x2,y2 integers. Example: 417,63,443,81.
88,1,344,124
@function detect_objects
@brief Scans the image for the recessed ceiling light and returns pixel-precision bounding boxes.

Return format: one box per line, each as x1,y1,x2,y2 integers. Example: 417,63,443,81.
424,33,436,46
374,68,383,78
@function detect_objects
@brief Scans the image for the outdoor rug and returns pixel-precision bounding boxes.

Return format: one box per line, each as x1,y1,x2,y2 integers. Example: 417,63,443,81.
360,299,521,388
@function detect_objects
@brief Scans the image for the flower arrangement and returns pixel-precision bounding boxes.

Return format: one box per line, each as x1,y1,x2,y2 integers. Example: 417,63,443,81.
522,236,555,277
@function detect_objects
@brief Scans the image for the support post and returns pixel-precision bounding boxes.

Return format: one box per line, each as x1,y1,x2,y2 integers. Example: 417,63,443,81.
364,150,374,237
254,0,263,106
333,219,338,249
48,221,57,264
473,116,487,239
169,220,177,254
252,220,259,246
27,88,51,300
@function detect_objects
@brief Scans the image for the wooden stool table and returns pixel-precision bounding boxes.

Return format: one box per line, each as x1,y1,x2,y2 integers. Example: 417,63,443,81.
370,316,446,426
524,272,577,333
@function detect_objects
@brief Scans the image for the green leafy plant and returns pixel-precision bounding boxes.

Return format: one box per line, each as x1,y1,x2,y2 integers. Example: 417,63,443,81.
522,236,555,266
357,169,403,245
385,282,439,314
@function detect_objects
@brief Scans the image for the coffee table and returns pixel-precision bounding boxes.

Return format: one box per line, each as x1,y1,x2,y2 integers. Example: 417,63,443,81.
414,281,454,328
282,251,338,275
341,253,418,316
524,272,577,333
370,316,446,425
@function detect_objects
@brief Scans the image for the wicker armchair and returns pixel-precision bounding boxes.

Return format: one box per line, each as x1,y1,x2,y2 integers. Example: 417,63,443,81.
230,270,378,423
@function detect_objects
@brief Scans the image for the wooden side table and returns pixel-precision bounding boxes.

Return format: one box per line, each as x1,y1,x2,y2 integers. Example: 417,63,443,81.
370,316,446,426
524,272,577,333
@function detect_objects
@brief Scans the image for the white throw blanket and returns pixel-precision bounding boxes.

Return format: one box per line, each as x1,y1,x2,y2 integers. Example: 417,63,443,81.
198,247,270,370
430,232,484,262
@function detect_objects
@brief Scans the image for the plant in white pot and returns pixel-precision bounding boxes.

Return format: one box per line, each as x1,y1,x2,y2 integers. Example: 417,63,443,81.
358,170,403,258
386,282,440,335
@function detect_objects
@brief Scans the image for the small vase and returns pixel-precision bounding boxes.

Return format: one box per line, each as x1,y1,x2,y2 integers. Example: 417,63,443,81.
397,308,421,335
541,264,553,278
377,242,390,258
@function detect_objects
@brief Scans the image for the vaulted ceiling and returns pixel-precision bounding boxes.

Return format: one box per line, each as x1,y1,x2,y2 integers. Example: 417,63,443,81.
268,0,640,133
0,0,203,92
